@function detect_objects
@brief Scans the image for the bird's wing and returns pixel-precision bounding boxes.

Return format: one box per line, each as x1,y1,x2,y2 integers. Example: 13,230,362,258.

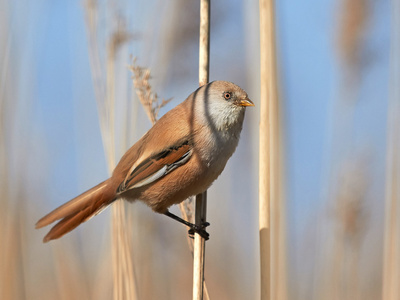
116,141,192,193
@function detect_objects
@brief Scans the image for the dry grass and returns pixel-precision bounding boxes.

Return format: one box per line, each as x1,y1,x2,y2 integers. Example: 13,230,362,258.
1,1,395,300
259,0,287,299
129,58,172,124
309,2,377,300
84,1,138,299
0,11,24,299
382,2,400,298
324,159,369,300
336,0,369,84
1,1,246,300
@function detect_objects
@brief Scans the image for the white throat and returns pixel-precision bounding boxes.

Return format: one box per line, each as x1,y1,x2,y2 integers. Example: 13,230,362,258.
195,96,245,132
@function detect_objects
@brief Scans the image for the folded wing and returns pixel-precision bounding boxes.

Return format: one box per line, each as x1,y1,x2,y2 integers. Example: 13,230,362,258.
117,141,192,193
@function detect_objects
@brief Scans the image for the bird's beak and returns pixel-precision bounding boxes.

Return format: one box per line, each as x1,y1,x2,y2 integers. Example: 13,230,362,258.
236,97,255,107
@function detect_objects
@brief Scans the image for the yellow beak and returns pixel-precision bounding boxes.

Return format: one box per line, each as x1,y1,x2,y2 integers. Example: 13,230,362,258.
237,97,255,107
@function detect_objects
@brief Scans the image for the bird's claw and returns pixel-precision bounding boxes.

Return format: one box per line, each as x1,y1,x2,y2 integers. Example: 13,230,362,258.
188,222,210,240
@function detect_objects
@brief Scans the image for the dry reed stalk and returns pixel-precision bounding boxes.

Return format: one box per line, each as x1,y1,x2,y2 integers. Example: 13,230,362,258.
259,1,271,299
0,205,21,300
0,22,26,300
337,0,368,81
193,192,207,300
84,1,138,299
382,0,400,298
326,160,367,300
2,4,94,300
0,29,9,300
192,1,210,299
260,0,287,299
52,242,90,300
316,1,370,299
129,59,172,124
108,28,137,300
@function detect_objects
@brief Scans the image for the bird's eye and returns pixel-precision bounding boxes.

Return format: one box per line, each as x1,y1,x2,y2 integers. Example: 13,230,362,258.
223,92,232,100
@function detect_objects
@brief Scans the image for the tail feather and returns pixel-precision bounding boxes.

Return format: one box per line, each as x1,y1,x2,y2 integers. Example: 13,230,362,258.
36,180,117,242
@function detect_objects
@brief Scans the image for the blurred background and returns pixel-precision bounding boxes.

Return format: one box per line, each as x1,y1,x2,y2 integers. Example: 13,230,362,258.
0,0,396,299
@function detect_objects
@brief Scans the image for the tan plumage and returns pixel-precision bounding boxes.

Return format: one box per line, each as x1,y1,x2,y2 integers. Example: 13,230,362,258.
36,81,254,242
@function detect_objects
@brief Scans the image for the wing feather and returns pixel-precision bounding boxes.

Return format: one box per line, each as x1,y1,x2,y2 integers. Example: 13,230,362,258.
117,141,192,193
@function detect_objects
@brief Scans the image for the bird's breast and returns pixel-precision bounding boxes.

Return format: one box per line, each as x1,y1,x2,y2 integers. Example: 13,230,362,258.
195,124,241,174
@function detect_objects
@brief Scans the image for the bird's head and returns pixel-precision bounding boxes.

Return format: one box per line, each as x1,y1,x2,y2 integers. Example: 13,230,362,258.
194,81,254,131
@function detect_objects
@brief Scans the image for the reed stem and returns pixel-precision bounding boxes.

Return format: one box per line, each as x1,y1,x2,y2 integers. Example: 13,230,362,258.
193,1,210,299
259,0,287,299
382,0,400,298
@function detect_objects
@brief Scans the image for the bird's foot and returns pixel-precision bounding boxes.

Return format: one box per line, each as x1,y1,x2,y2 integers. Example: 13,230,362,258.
188,222,210,240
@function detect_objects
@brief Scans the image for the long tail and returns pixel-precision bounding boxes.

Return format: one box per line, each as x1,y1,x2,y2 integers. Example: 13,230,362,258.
36,179,117,243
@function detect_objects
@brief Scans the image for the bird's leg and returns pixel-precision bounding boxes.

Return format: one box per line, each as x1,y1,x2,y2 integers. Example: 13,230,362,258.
164,210,210,240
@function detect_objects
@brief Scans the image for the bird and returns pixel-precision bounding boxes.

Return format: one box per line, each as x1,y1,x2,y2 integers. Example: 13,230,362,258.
36,81,254,242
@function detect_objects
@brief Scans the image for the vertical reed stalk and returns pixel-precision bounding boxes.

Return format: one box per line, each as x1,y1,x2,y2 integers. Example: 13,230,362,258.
107,39,137,300
259,0,286,299
193,193,207,300
259,1,272,299
383,0,400,298
84,2,137,299
193,0,210,299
